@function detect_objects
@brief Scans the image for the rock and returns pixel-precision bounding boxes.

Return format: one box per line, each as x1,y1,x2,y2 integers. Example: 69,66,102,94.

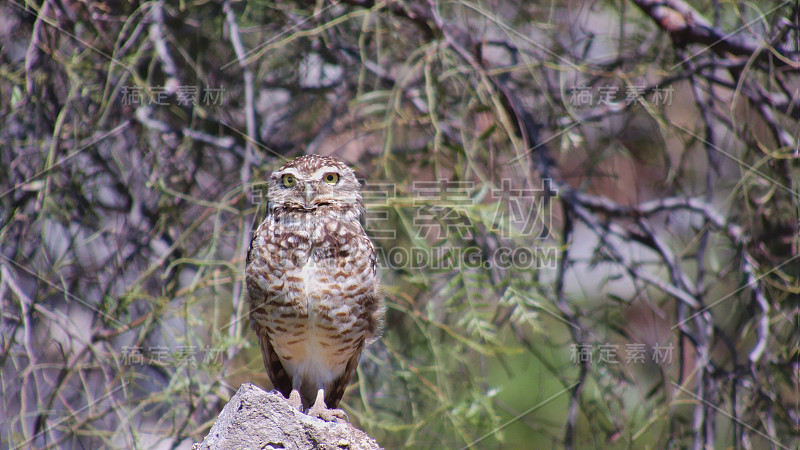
193,383,381,450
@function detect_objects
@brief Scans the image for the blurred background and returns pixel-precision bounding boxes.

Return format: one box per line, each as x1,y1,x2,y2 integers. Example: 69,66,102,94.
0,0,797,448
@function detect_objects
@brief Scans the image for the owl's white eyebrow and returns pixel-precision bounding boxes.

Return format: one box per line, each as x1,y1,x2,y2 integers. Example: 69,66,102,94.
310,167,344,179
276,168,302,178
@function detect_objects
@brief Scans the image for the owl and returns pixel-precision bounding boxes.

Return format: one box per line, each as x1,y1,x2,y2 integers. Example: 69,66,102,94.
245,154,383,421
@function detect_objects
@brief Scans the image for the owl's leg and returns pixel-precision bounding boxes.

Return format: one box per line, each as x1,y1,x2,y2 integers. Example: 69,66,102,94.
306,388,348,422
285,374,304,411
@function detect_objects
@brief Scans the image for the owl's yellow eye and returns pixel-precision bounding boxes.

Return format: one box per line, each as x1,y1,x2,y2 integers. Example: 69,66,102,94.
323,173,339,185
282,174,296,187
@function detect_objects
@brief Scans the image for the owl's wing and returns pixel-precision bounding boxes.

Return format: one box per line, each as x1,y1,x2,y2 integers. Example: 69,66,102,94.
324,339,365,409
255,326,292,399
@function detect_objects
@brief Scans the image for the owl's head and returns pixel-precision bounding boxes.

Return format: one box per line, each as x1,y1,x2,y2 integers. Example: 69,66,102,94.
267,155,364,216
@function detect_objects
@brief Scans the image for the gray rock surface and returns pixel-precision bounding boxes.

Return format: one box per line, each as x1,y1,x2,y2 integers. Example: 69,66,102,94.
193,383,381,450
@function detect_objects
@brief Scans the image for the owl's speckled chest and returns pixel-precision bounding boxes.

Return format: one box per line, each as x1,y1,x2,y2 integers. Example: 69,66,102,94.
249,209,350,306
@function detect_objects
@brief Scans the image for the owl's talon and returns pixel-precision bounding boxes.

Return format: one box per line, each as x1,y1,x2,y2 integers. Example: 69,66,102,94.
306,388,348,422
308,405,348,422
287,389,303,412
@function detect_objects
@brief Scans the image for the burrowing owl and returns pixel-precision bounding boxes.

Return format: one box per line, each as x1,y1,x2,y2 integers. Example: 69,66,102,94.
245,154,383,421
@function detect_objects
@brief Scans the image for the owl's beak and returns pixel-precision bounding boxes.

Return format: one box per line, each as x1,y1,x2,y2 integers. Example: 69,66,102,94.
303,182,316,207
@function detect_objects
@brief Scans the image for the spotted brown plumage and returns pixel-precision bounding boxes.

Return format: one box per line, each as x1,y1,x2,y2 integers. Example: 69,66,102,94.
245,154,383,421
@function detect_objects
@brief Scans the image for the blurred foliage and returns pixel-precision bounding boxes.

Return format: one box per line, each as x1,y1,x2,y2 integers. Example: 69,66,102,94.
0,0,797,448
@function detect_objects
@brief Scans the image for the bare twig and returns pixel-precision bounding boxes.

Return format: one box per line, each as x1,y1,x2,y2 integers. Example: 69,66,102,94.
223,1,257,361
